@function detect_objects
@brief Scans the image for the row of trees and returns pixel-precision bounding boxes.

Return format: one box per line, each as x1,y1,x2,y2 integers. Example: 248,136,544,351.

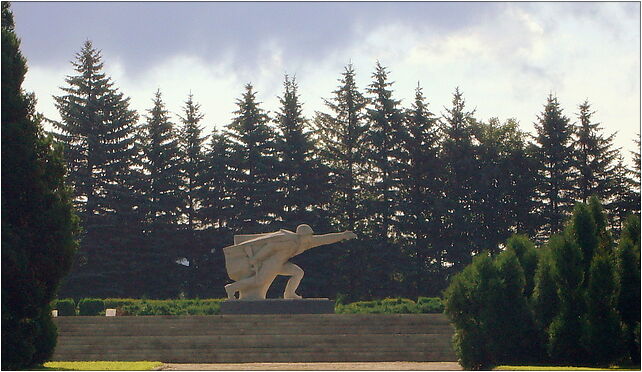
53,40,640,300
445,198,640,369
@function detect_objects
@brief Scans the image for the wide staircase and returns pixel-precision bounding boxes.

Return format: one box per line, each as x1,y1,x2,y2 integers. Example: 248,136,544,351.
53,314,456,363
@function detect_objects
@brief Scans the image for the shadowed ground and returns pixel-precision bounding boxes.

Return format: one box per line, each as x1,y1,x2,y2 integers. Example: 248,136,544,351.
156,362,462,370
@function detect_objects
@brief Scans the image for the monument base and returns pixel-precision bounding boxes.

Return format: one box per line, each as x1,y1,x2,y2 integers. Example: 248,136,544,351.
220,298,335,314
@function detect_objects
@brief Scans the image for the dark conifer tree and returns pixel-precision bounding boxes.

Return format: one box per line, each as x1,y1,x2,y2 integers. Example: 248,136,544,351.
134,90,183,297
475,118,537,253
533,94,576,237
586,251,622,366
226,83,280,233
573,101,619,204
200,128,231,229
615,215,641,364
2,3,79,368
52,40,140,298
314,64,369,299
274,75,327,228
609,155,639,230
315,64,369,231
138,90,182,228
364,61,404,240
398,83,444,296
178,93,207,230
440,88,479,270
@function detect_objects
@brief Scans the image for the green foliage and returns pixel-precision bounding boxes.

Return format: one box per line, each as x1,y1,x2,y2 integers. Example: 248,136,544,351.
335,297,443,314
586,252,622,365
506,234,538,298
77,298,104,316
532,245,559,333
616,215,641,364
444,249,540,370
416,297,445,313
547,232,588,364
533,94,576,236
2,3,79,369
113,298,223,316
52,298,76,316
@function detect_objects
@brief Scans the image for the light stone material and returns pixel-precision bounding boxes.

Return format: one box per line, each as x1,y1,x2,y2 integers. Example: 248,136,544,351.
105,308,117,316
52,310,58,317
223,224,357,300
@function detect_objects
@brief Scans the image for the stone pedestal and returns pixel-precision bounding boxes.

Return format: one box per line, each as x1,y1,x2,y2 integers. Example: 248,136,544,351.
220,298,335,314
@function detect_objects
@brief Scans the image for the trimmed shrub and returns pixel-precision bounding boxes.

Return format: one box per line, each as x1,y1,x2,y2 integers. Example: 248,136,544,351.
53,298,76,316
78,298,104,316
547,232,589,364
586,252,622,365
416,297,444,313
445,248,542,370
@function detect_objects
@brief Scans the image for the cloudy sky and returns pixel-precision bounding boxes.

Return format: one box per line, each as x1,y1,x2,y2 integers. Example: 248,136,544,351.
11,2,641,162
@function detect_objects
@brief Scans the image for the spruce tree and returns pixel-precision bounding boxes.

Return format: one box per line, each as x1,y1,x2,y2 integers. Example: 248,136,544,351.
440,87,479,269
398,83,444,296
134,89,183,297
2,2,79,368
608,155,639,230
52,40,140,298
274,75,326,227
314,64,369,299
533,94,576,237
573,101,619,204
364,61,404,240
200,128,231,229
226,83,280,233
178,93,207,230
314,64,368,231
138,89,182,229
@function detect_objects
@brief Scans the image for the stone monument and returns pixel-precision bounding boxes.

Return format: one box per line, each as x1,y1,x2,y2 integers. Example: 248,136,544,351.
222,224,356,300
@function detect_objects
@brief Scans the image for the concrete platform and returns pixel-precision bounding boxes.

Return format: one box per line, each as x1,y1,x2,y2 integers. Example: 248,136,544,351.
220,298,335,314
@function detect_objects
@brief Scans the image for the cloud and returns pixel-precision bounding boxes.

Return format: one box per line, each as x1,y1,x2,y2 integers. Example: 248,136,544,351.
19,2,640,164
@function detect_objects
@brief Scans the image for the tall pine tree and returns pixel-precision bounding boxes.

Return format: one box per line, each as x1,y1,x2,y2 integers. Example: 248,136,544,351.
573,101,619,204
53,40,140,298
398,83,444,296
178,93,207,231
440,88,479,270
226,83,280,233
314,64,369,299
533,94,576,237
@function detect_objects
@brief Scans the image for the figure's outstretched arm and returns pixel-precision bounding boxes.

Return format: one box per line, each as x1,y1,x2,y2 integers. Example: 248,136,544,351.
306,231,357,250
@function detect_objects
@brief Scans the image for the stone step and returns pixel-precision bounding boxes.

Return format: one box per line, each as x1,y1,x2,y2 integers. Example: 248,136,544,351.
57,326,453,337
56,333,452,346
52,350,457,363
53,314,451,324
52,314,456,363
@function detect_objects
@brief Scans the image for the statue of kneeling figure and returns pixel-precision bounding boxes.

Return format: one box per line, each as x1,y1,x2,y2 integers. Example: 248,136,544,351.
222,224,357,300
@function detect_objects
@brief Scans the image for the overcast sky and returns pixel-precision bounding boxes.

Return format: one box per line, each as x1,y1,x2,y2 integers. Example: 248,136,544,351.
11,1,641,162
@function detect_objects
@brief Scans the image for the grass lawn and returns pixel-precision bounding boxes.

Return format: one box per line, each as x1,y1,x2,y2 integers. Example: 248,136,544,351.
495,366,638,371
38,361,163,370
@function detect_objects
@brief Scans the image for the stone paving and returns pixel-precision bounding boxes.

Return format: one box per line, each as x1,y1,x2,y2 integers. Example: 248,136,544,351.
157,362,462,370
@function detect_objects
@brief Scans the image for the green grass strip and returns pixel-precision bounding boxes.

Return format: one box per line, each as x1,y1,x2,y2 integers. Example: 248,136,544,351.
40,361,163,370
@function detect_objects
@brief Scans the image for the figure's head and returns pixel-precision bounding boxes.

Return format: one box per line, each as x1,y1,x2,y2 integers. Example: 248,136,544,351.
296,224,314,236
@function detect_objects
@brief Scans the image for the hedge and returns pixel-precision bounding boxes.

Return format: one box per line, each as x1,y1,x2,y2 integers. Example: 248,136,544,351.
52,298,76,316
335,297,444,314
78,298,105,316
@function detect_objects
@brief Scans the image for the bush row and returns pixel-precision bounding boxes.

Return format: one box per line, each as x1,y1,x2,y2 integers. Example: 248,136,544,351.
335,297,444,314
51,298,226,316
52,297,444,316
